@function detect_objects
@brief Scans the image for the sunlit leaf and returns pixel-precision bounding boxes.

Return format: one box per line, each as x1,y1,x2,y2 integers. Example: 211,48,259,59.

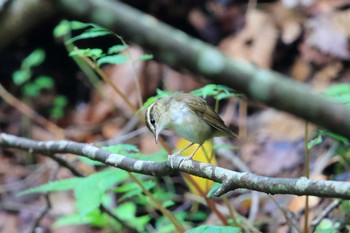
191,84,218,98
308,134,323,149
67,28,112,43
19,178,82,196
324,83,350,96
54,95,68,107
108,45,129,54
12,70,31,85
97,54,129,66
35,76,54,89
103,144,139,154
54,210,107,227
137,54,153,61
69,48,104,59
23,83,40,97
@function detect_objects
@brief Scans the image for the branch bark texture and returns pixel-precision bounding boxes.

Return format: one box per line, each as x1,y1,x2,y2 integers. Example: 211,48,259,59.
56,0,350,139
1,133,349,199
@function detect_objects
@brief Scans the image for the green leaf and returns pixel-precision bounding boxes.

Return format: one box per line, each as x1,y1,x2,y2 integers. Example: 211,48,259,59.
22,49,45,69
79,157,104,166
314,219,339,233
103,144,139,154
12,70,31,85
329,94,350,104
113,203,151,231
186,225,241,233
74,169,128,216
97,54,129,66
108,45,129,54
51,95,68,119
162,200,175,208
74,176,102,216
324,83,350,96
69,48,104,59
207,182,221,197
51,106,64,119
319,130,349,144
191,84,237,100
67,28,112,43
308,134,323,149
23,83,40,97
115,202,136,221
191,84,218,98
137,54,153,61
54,95,68,107
216,92,240,100
141,89,172,110
19,177,82,196
53,20,71,38
115,180,156,201
54,209,108,227
35,76,54,89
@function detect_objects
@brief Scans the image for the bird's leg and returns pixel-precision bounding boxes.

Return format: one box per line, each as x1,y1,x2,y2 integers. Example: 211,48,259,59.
171,142,194,156
178,144,202,167
184,144,202,160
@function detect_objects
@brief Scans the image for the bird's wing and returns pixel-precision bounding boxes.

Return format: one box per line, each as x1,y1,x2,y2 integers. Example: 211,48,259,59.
180,94,235,137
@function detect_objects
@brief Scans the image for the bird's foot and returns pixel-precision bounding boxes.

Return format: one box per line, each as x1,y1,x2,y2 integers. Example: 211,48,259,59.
169,151,181,157
178,155,194,167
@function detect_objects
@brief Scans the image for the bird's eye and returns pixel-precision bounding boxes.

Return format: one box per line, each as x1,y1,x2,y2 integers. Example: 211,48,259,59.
150,118,155,125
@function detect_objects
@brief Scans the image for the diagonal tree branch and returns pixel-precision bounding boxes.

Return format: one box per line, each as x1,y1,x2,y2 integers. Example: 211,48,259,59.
56,0,350,139
1,133,349,199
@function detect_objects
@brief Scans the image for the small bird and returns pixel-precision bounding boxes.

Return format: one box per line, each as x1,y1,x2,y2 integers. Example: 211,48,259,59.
145,93,235,160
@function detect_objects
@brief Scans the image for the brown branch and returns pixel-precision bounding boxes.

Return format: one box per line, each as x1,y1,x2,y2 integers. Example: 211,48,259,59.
1,133,349,199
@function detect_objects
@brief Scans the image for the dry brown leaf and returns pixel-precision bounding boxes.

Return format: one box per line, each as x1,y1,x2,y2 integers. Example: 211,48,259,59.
219,9,278,68
291,57,312,82
0,212,18,233
248,109,309,141
139,133,161,154
289,195,320,212
305,13,350,59
163,67,205,92
312,62,343,91
241,138,304,176
101,118,124,139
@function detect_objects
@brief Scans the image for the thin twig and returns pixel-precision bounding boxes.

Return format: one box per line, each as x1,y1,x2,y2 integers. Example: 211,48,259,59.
33,150,139,232
1,133,350,199
128,172,186,232
28,164,58,233
0,83,64,138
304,122,310,233
311,200,341,232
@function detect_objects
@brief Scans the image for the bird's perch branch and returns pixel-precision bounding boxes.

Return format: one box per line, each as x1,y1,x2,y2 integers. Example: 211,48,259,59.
1,133,349,199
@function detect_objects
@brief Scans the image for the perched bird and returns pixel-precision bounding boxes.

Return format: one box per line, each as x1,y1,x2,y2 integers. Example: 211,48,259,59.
145,93,235,160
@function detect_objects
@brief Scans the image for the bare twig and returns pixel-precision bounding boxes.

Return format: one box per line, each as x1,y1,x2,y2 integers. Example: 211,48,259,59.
0,83,64,138
42,152,139,231
1,133,349,199
311,200,342,232
28,164,58,233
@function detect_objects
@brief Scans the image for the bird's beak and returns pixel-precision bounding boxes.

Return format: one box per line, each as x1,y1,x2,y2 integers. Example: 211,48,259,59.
155,128,159,144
